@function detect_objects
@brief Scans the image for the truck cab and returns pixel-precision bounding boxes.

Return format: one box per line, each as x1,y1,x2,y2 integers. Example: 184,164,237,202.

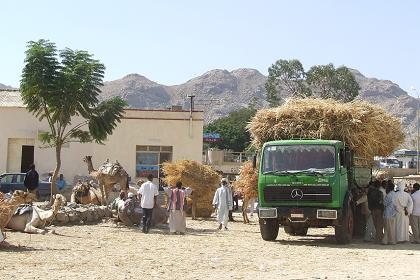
257,139,370,244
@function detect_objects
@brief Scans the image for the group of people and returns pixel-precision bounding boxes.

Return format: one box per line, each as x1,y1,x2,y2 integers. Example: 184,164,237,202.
132,175,240,234
359,179,420,245
135,174,192,234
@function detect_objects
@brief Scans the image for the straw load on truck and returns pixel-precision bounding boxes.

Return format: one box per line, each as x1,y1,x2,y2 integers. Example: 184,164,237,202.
247,98,405,162
162,160,220,218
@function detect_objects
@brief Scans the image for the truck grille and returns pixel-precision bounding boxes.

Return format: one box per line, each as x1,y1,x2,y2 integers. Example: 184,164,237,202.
264,185,332,202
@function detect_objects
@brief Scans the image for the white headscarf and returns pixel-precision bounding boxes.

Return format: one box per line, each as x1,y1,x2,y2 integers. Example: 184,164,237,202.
396,181,405,192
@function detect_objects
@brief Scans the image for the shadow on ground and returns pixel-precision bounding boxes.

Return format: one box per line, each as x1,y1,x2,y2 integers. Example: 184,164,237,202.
274,231,420,251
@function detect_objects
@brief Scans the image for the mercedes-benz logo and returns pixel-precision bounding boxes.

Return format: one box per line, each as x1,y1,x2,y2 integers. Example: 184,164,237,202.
291,189,304,199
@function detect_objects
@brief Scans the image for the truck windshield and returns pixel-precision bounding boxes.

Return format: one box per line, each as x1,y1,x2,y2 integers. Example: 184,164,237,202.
262,145,336,174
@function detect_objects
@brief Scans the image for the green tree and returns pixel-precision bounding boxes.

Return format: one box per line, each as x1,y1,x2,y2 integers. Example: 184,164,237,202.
306,64,360,102
20,39,127,196
205,107,256,152
265,59,311,107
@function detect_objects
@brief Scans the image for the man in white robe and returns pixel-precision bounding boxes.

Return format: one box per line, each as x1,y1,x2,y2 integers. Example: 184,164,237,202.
212,178,233,230
410,183,420,243
394,181,413,242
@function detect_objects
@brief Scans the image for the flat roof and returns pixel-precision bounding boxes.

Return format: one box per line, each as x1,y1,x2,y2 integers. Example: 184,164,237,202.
0,89,25,107
0,89,203,112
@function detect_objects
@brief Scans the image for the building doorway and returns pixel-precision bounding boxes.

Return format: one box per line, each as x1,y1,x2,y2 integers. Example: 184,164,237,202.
7,138,35,173
21,145,34,172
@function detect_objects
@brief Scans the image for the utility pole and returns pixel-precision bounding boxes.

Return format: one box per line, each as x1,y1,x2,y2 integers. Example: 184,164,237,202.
412,86,419,174
187,95,195,138
417,90,419,174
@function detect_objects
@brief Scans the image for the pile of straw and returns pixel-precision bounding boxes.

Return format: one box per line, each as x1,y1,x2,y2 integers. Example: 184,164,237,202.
372,169,391,181
162,160,220,217
248,98,405,161
234,161,258,199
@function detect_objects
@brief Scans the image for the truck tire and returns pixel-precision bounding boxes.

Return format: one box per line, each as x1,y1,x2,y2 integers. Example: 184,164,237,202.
335,198,354,244
353,204,365,237
259,218,279,241
294,226,308,236
284,225,308,236
284,225,294,235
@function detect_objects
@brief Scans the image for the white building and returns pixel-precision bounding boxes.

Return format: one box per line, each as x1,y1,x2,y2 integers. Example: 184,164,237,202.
0,89,203,184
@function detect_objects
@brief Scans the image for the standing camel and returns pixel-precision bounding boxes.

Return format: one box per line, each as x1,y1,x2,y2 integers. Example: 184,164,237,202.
234,161,259,224
83,156,129,206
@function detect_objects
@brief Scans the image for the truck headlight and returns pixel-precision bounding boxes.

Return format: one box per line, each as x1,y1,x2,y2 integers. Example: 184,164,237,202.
259,208,277,218
316,209,337,219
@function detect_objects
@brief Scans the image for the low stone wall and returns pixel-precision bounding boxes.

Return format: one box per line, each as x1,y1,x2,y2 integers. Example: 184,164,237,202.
51,204,113,225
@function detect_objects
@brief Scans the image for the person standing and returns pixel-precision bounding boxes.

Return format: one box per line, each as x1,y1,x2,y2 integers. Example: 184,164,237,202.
24,164,39,198
356,183,375,241
410,183,420,244
367,180,384,243
248,197,257,217
138,174,159,233
212,178,233,230
164,181,192,234
56,174,66,191
382,182,397,245
394,181,413,243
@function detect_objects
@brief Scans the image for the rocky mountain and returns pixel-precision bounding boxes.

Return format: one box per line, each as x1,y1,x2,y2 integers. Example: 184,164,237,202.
0,83,14,89
100,68,417,148
2,68,416,147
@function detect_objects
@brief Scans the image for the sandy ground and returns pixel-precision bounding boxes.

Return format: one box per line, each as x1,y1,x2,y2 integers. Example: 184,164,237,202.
1,212,420,280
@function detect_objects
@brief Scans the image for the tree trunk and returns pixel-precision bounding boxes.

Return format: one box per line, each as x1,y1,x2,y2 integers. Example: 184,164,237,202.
50,145,61,202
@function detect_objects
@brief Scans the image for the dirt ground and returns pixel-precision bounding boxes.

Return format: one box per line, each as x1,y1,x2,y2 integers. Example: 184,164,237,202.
1,212,420,280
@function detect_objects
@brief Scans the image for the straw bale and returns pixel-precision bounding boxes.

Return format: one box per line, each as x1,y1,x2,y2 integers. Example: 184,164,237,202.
234,161,258,198
162,160,220,217
372,169,391,181
248,98,405,161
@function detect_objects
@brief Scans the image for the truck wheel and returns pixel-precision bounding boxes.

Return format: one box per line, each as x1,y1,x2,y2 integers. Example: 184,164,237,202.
259,218,279,241
284,225,308,236
284,225,294,235
335,200,354,244
294,226,308,236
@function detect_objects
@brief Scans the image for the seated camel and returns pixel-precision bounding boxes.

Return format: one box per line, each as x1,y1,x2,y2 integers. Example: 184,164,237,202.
7,194,66,234
112,194,168,227
70,180,102,205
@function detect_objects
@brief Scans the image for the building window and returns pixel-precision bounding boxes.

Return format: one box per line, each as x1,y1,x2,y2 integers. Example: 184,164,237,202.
136,146,173,178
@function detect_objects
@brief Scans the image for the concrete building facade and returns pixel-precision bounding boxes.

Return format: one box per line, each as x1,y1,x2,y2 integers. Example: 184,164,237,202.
0,89,203,184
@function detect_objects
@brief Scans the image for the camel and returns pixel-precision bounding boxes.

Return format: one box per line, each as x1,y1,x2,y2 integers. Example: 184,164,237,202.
7,194,66,234
0,190,37,241
112,194,168,227
70,180,102,205
241,195,257,224
83,156,129,205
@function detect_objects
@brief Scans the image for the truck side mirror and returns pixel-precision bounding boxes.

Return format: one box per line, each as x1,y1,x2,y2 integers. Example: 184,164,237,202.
345,149,352,168
252,154,257,169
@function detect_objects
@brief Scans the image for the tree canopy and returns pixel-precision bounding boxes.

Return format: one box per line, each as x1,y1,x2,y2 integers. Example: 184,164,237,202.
20,39,127,195
265,59,360,106
205,107,256,152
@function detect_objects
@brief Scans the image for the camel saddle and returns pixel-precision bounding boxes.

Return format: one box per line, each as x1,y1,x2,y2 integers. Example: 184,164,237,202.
98,160,125,176
14,204,33,215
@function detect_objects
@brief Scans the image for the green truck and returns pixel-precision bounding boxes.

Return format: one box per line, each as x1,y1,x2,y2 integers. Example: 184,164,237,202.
256,139,371,244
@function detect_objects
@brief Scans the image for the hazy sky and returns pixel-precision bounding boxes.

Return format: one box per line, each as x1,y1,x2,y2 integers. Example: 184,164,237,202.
1,0,419,96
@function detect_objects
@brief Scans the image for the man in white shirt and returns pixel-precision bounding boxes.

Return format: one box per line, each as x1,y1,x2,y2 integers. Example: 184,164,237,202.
410,183,420,244
138,174,159,233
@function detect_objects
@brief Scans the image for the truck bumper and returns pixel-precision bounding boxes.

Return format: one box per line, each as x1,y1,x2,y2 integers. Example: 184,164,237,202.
259,207,342,227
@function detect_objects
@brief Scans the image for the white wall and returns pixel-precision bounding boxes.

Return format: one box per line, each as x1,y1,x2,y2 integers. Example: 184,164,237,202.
0,107,203,184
